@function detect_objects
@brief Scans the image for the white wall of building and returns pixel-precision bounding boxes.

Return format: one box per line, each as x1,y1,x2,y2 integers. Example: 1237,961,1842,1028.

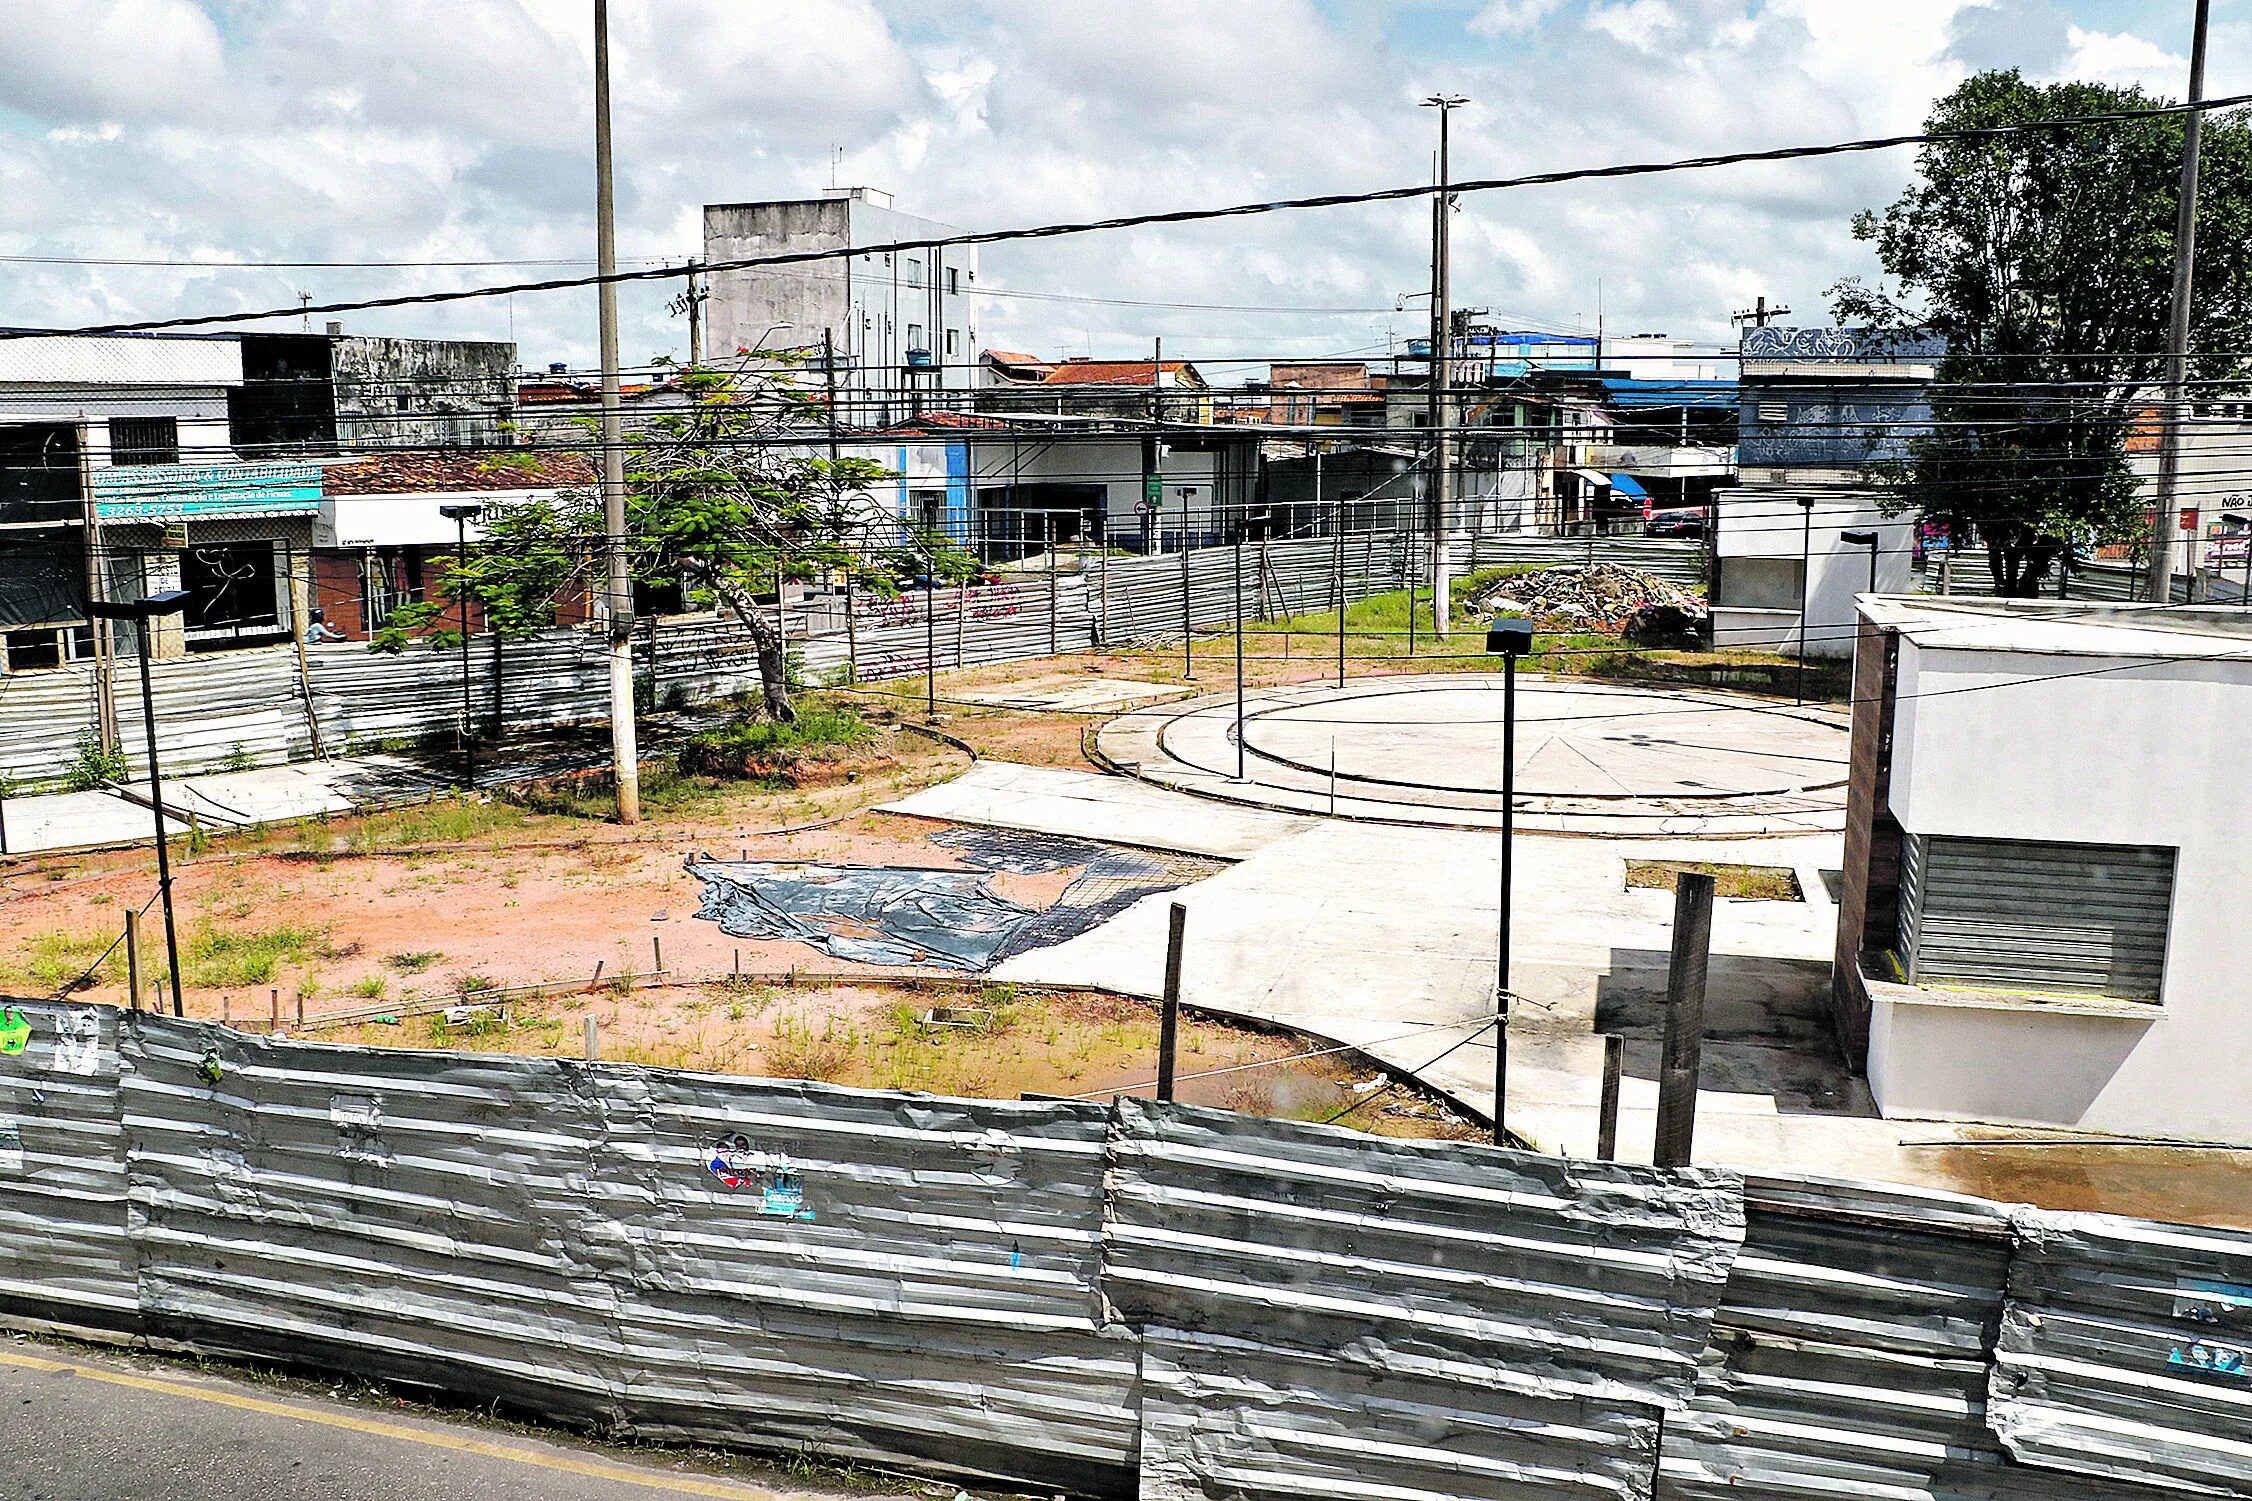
1871,630,2252,1141
1714,490,1915,657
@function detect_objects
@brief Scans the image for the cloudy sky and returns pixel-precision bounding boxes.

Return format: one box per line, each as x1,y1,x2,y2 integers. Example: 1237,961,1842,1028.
0,0,2236,381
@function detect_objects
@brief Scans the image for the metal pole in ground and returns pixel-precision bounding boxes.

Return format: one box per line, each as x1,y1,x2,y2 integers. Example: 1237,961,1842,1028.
1180,494,1194,680
1597,1032,1624,1161
1045,512,1057,656
125,909,140,1013
924,536,938,722
1332,487,1346,690
1494,644,1519,1146
1233,507,1246,781
1652,870,1715,1168
1157,902,1187,1102
1795,497,1813,704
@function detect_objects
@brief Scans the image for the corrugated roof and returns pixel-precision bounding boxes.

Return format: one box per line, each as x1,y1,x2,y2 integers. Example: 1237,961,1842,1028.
322,449,596,495
1041,360,1203,388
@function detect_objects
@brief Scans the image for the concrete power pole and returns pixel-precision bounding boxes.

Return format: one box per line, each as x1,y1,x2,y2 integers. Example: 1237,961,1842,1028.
594,0,640,822
1424,95,1467,639
2145,0,2212,605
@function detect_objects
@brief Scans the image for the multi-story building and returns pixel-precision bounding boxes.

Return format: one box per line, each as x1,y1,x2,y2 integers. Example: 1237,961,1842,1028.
1710,325,1942,657
702,188,980,429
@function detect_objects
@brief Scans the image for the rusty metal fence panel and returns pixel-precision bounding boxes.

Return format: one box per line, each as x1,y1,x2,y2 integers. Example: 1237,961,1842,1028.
1990,1209,2252,1495
0,1000,132,1333
1102,1099,1744,1500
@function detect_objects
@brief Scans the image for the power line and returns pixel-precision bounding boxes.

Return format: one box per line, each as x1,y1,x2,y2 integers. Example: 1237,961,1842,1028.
15,91,2252,342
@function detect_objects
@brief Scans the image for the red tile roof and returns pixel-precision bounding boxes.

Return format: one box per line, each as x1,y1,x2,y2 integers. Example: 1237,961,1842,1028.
322,449,597,495
880,411,1013,433
1040,359,1203,388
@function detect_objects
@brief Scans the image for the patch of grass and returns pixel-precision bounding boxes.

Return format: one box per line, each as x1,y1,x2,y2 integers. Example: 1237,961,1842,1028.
349,797,527,854
447,972,500,996
1,928,125,990
183,923,333,988
1627,859,1803,902
678,704,878,780
345,973,389,1000
385,950,443,973
768,1011,855,1082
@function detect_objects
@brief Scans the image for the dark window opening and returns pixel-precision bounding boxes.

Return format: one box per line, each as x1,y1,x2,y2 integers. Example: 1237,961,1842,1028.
181,542,284,649
0,424,82,525
111,417,180,466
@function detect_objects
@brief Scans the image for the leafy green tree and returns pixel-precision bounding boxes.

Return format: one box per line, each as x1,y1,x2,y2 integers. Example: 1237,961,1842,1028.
443,492,598,639
1832,71,2252,594
627,361,971,721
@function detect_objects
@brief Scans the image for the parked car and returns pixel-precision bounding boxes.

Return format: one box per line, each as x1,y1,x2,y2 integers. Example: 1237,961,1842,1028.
1644,507,1706,538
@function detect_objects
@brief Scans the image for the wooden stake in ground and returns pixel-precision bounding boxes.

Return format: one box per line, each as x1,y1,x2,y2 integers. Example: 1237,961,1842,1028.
584,1015,600,1061
125,910,140,1013
1653,872,1715,1168
1157,902,1187,1102
1597,1033,1624,1161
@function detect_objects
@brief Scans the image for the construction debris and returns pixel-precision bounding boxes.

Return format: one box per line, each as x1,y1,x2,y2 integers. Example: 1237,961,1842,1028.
1468,563,1709,642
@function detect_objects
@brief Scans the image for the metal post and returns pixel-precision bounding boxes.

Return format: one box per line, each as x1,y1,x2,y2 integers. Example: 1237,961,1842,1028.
1596,1033,1624,1161
653,934,663,974
1233,508,1246,781
1652,871,1716,1168
925,537,938,722
825,327,856,685
125,908,141,1013
1180,490,1194,680
134,637,184,1018
1795,497,1814,704
454,512,473,788
1157,902,1186,1102
2145,0,2212,605
1495,645,1518,1147
1330,468,1346,689
1044,512,1057,656
594,0,640,823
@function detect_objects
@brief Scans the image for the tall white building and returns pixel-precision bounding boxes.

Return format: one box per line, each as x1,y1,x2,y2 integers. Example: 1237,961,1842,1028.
702,187,980,428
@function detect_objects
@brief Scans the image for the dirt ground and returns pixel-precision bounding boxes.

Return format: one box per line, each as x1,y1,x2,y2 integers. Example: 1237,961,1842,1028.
310,980,1476,1138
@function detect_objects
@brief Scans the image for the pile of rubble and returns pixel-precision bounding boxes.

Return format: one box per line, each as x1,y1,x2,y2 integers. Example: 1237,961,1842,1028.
1466,563,1708,645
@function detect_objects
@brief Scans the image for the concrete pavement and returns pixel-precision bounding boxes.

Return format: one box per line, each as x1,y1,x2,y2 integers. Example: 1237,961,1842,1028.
880,759,1310,860
0,1338,930,1501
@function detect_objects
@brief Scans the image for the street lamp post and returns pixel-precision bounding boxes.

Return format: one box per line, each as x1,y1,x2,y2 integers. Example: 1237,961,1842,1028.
440,503,481,788
1484,614,1535,1148
1795,497,1815,705
90,590,192,1017
1841,529,1879,597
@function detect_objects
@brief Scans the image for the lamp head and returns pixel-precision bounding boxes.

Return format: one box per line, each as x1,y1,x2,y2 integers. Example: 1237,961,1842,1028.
1485,616,1536,657
438,503,482,522
1841,529,1878,545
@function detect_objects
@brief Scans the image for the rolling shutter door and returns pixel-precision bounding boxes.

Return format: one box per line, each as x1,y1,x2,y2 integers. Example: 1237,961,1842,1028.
1901,835,2174,1000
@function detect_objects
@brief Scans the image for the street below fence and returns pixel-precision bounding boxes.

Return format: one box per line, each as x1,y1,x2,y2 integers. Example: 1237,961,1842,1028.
0,1338,938,1501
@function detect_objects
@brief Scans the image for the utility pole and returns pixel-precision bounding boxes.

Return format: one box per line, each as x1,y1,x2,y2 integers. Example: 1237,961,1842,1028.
593,0,639,823
1730,295,1791,328
1423,95,1467,640
686,259,704,366
2145,0,2212,605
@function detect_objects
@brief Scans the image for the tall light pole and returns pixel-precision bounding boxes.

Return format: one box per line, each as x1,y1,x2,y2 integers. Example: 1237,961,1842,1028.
440,503,481,788
91,590,191,1018
594,0,639,822
1423,94,1468,641
2145,0,2212,605
1795,496,1815,704
1841,528,1879,596
1484,615,1533,1149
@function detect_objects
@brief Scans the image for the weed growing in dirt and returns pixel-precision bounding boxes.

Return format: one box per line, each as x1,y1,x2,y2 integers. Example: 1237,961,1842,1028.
348,798,525,855
385,951,443,973
2,928,123,990
184,923,333,988
447,972,500,996
345,974,388,1000
706,975,772,1016
769,1012,855,1082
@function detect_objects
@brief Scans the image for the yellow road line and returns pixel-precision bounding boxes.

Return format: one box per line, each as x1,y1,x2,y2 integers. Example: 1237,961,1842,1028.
0,1346,793,1500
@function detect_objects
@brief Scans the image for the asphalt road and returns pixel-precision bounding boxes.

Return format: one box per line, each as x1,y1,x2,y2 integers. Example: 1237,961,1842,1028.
0,1338,932,1501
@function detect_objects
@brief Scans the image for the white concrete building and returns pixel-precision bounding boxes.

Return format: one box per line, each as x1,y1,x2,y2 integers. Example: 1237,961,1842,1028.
703,188,980,429
1834,597,2252,1142
1711,490,1916,657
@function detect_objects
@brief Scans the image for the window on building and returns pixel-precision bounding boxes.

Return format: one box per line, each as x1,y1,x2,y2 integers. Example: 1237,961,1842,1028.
944,328,960,356
905,259,923,288
1714,557,1804,611
946,267,960,295
1898,835,2175,1000
110,416,180,466
906,324,925,351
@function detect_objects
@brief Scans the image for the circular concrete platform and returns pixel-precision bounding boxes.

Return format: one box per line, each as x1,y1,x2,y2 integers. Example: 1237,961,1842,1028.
1095,675,1852,837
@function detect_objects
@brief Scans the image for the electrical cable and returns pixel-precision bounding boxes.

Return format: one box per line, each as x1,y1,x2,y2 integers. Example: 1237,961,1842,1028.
14,90,2252,341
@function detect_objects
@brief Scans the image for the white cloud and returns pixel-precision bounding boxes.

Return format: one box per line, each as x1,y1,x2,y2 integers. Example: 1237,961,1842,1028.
1469,0,1564,36
0,0,2210,374
2061,24,2186,92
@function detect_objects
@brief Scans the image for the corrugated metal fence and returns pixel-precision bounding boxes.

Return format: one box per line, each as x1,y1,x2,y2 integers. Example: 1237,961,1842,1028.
2,1001,2247,1498
0,533,1701,791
